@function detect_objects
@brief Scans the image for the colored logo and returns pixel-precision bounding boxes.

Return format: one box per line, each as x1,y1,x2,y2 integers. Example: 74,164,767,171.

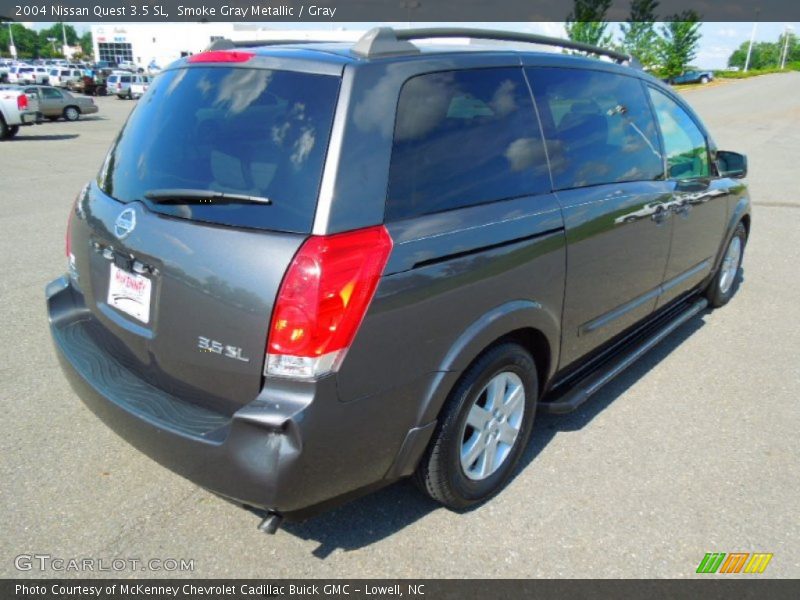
696,552,773,574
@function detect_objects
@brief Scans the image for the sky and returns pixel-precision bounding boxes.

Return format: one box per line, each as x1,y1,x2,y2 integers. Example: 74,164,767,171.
26,21,799,69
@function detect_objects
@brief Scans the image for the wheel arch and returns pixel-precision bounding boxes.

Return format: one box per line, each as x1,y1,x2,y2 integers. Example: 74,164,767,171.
705,195,751,283
416,300,560,426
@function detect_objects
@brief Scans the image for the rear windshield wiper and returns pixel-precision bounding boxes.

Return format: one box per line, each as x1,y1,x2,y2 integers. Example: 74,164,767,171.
144,189,272,205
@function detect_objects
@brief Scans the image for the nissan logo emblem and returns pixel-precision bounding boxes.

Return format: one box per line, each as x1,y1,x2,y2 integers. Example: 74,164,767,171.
114,208,136,239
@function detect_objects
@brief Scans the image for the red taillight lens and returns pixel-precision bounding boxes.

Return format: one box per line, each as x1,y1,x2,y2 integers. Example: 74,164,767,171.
266,225,393,379
17,94,28,110
188,51,254,63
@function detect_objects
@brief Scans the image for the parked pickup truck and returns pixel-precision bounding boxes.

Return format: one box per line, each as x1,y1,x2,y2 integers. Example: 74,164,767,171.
0,85,41,139
668,70,714,85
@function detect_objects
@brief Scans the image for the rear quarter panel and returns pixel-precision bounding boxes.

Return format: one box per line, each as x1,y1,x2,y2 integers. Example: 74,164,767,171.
337,195,566,425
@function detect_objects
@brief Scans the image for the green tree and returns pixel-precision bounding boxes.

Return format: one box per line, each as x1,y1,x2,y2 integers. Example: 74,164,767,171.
565,0,614,50
728,40,785,70
658,12,702,81
0,23,40,58
777,31,799,66
620,0,660,69
37,23,80,46
79,31,93,55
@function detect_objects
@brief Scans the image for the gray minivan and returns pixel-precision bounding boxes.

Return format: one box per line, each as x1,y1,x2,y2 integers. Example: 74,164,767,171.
47,28,750,532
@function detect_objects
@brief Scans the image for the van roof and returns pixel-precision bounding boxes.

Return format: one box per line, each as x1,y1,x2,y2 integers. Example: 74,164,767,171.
204,27,638,68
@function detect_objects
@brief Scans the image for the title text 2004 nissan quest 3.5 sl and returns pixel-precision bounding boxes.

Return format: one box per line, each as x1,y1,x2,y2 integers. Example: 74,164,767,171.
47,28,750,532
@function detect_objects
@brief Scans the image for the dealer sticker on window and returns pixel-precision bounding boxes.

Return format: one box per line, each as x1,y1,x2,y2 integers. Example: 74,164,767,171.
107,263,151,324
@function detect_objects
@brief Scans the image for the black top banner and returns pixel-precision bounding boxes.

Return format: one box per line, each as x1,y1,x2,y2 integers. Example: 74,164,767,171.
0,0,798,23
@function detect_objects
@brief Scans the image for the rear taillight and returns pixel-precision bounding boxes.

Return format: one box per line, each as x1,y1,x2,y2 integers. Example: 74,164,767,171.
17,94,28,110
266,226,393,380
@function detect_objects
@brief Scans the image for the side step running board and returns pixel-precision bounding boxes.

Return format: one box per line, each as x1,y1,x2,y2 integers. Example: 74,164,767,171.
540,297,708,415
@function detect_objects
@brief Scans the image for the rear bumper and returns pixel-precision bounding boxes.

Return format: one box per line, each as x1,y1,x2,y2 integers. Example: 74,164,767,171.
46,276,434,519
11,110,39,127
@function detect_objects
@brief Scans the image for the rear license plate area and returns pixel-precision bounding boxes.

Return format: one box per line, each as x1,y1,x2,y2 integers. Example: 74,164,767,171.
107,263,152,324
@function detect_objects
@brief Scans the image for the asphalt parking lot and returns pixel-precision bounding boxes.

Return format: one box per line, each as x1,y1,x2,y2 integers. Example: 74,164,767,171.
1,73,799,578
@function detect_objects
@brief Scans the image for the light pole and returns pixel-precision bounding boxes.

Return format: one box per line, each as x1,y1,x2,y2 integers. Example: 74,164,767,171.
8,22,17,59
61,22,70,58
744,20,758,72
780,25,793,70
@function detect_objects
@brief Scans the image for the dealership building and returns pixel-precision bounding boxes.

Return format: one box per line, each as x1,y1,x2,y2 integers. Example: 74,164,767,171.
90,23,363,68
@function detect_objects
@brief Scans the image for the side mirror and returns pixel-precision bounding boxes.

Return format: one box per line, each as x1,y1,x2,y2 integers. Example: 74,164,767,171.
716,150,747,179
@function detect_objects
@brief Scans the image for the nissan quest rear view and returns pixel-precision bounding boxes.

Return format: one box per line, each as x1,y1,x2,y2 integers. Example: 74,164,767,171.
46,28,750,532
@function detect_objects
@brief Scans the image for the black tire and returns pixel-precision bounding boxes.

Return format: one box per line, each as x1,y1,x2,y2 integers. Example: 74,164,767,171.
706,222,747,308
0,116,8,139
414,342,538,510
6,125,19,138
63,106,80,122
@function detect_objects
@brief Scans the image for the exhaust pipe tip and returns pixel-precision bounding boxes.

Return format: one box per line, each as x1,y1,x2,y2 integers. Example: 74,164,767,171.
257,512,284,535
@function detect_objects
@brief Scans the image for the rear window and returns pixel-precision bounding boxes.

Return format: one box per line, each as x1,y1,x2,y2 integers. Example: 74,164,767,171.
98,66,340,233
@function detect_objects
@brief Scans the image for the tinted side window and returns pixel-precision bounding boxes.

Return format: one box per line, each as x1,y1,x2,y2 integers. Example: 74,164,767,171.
647,87,710,179
528,67,663,190
386,68,550,221
43,88,62,99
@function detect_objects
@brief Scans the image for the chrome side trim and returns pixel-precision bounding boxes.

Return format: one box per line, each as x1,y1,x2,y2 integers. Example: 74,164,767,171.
580,258,712,336
660,258,712,292
580,287,660,336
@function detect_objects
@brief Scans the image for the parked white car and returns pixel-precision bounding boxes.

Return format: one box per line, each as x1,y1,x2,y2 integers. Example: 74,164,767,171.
48,68,83,88
108,73,151,99
129,76,152,99
7,65,31,84
117,61,140,72
28,66,51,84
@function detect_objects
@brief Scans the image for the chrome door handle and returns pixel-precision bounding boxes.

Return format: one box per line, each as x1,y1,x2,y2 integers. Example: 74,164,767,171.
673,203,691,217
651,208,670,224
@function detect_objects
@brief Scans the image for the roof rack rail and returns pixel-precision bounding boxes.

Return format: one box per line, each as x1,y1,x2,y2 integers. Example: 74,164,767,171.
205,38,327,51
352,27,639,67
